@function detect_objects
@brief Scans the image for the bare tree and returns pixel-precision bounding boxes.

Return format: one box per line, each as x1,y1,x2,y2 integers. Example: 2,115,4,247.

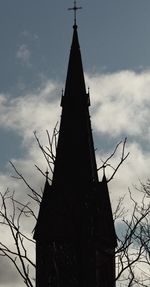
0,131,149,286
0,127,58,286
0,189,36,287
115,188,150,286
98,139,150,286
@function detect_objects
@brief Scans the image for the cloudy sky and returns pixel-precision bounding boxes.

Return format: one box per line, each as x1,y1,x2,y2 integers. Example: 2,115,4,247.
0,0,150,286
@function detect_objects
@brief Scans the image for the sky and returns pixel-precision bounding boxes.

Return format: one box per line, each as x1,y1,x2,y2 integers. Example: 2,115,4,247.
0,0,150,286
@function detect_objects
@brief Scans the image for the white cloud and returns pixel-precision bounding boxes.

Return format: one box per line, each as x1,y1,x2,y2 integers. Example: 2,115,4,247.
0,256,23,287
86,70,150,138
0,80,60,146
85,70,150,214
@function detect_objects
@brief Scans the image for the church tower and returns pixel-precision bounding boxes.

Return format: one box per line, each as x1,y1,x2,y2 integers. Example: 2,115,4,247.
34,4,117,287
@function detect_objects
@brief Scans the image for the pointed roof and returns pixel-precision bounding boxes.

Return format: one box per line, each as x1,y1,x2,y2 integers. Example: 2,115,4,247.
54,24,97,187
95,175,117,248
34,177,51,240
62,25,87,105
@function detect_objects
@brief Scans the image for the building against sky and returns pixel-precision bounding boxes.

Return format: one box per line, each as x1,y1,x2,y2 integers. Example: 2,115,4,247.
34,4,117,286
1,1,150,286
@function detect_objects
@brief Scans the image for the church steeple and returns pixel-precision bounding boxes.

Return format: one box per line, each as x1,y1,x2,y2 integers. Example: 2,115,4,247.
53,24,98,188
62,24,87,103
34,12,117,287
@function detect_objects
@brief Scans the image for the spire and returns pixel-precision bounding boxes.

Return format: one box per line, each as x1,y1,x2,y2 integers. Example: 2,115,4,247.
96,176,117,248
62,24,87,106
54,23,98,186
34,174,51,239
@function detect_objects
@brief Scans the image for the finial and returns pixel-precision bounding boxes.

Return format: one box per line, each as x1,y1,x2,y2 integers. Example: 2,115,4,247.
68,1,82,27
103,165,106,177
45,169,49,180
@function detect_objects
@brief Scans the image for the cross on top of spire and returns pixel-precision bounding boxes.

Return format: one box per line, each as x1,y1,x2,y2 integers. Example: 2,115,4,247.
68,1,82,26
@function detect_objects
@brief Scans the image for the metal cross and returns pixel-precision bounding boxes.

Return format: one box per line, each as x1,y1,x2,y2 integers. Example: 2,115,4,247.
68,1,82,25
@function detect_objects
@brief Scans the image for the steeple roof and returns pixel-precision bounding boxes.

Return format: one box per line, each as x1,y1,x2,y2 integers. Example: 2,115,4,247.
95,175,117,248
53,25,97,187
63,25,86,102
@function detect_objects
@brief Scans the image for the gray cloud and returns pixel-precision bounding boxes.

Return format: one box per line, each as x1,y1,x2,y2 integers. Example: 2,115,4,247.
16,44,31,66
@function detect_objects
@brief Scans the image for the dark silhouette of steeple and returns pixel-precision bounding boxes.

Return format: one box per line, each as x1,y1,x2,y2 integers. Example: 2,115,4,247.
63,24,86,100
34,20,117,287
